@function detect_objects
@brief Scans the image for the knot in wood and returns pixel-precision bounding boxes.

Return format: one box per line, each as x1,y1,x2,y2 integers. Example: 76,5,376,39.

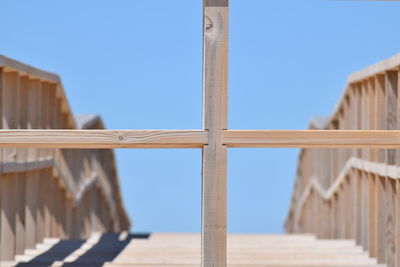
118,135,126,142
205,16,213,31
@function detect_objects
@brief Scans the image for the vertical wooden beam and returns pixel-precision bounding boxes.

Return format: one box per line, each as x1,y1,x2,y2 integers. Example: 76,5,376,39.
360,82,369,251
367,77,377,257
396,68,400,267
15,74,27,256
36,81,45,244
40,82,51,239
385,71,398,266
25,78,40,249
202,0,228,266
1,71,19,260
375,74,386,264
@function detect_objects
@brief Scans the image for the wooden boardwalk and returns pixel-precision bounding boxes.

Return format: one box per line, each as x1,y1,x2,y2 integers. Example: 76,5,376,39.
2,0,400,264
3,233,383,267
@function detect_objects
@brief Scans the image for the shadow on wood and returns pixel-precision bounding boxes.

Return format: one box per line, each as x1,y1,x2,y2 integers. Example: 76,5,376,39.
14,233,150,267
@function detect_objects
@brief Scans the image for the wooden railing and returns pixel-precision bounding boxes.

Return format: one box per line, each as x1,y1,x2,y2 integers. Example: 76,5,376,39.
0,55,130,261
285,53,400,266
2,1,400,264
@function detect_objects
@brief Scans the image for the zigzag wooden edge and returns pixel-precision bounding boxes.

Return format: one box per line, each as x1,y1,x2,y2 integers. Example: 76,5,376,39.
0,55,76,128
322,53,400,129
286,156,400,231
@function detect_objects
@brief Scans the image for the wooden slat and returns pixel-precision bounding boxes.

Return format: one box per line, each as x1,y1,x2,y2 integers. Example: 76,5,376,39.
367,77,377,258
202,0,229,266
15,74,26,256
24,78,40,250
0,129,399,149
374,74,386,264
385,70,398,266
223,130,400,148
35,80,46,244
0,71,19,260
396,69,400,267
0,130,208,148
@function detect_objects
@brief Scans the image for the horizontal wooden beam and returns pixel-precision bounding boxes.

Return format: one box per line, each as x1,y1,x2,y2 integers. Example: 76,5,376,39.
0,130,208,149
3,129,400,149
223,130,400,148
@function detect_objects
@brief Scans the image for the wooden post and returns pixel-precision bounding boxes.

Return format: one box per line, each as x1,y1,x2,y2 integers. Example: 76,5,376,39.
202,0,228,266
385,71,398,266
16,74,27,256
376,74,386,264
0,71,19,260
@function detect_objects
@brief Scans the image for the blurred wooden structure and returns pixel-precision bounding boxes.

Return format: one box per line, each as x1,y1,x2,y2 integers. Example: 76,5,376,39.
0,55,130,261
4,233,385,267
285,54,400,267
2,0,400,266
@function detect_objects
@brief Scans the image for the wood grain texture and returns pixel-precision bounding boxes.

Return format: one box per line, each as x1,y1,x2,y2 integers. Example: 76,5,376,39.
223,130,400,148
385,70,398,267
202,0,229,266
0,57,131,261
9,233,384,267
386,178,396,266
327,54,400,129
0,130,208,148
0,71,18,260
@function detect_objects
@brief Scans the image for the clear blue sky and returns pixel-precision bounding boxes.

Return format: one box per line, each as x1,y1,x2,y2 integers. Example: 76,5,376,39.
1,0,399,233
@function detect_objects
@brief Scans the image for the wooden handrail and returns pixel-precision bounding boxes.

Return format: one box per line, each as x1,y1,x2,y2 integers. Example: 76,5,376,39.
0,130,208,148
0,58,130,261
286,53,400,266
319,53,400,130
223,130,400,148
287,157,400,229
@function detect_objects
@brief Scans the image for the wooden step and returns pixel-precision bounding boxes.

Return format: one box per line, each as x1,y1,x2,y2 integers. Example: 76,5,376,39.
3,233,384,267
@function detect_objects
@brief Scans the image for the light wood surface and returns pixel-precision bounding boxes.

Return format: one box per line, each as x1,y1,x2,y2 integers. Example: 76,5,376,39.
0,58,130,261
4,233,384,267
1,11,400,267
223,130,400,148
286,68,400,267
202,0,229,266
1,130,400,149
0,130,208,148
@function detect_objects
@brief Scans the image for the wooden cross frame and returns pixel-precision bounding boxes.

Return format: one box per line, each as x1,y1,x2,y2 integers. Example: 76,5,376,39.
2,1,400,266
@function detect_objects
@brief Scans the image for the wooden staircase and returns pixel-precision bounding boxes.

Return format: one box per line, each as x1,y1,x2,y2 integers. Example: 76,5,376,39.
3,233,383,267
1,0,400,264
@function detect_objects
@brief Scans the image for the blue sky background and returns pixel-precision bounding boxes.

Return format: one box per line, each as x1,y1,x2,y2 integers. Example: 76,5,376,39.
1,0,400,233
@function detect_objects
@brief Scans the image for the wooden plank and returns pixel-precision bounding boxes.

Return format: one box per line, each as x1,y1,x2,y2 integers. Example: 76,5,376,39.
0,174,15,260
386,178,396,266
368,77,377,258
223,130,400,148
24,78,40,250
0,71,18,260
377,175,386,264
385,70,398,266
0,130,208,148
374,74,386,264
0,129,399,149
15,74,27,256
35,81,45,244
360,82,369,251
348,53,400,84
354,170,361,246
396,180,400,266
368,173,377,257
202,0,229,266
397,69,400,267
